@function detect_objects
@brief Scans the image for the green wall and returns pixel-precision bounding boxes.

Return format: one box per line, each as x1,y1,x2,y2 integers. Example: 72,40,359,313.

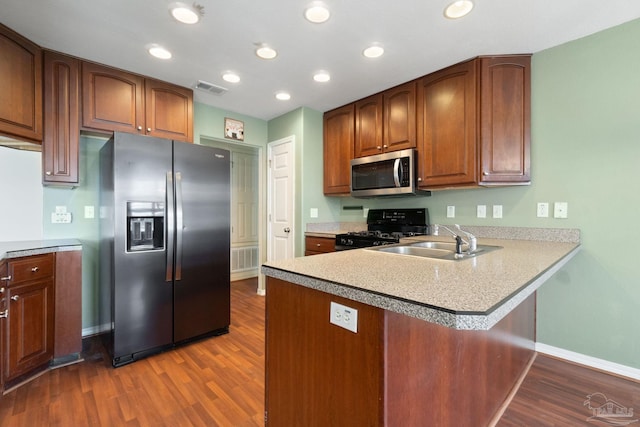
324,19,640,368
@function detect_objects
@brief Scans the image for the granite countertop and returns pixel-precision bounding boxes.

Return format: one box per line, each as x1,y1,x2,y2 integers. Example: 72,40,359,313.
0,239,83,260
263,231,580,330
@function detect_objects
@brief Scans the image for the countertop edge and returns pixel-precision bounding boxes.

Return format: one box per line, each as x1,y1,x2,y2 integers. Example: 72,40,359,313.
1,239,83,260
262,244,582,330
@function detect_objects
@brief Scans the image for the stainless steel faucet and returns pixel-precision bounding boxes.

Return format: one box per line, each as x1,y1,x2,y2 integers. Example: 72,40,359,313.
431,224,477,254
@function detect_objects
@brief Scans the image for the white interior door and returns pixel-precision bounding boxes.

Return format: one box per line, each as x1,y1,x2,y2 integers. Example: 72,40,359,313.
267,136,295,262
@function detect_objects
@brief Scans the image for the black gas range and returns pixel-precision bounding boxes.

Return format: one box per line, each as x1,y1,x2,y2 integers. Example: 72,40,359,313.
335,208,430,251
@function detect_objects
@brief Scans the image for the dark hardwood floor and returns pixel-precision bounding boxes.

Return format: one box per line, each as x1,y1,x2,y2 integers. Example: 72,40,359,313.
1,278,638,426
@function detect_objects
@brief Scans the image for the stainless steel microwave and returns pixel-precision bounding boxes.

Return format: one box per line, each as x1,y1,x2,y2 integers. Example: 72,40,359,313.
350,149,430,198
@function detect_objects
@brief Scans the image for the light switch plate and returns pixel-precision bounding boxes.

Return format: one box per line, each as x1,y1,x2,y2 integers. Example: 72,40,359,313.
477,205,487,218
493,205,503,219
310,208,318,218
554,202,568,219
330,301,358,333
447,206,455,218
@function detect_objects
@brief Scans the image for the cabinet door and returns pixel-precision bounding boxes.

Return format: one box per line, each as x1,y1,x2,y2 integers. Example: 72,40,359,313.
384,81,416,152
145,78,194,143
81,62,145,134
0,24,43,142
43,51,80,185
5,280,54,381
479,56,531,184
323,104,354,195
417,60,477,187
354,94,383,157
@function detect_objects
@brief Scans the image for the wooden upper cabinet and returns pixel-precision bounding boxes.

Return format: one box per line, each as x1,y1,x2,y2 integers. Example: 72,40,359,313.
145,78,193,142
354,94,383,157
479,56,531,184
383,81,417,153
354,81,417,158
81,62,145,134
323,104,354,195
0,24,43,143
417,59,478,187
417,55,531,189
43,51,80,186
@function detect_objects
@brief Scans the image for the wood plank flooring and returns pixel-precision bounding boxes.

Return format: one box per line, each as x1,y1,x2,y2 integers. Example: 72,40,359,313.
1,278,638,426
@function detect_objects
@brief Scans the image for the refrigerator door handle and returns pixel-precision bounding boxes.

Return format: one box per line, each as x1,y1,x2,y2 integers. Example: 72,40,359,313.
175,171,184,281
166,172,175,282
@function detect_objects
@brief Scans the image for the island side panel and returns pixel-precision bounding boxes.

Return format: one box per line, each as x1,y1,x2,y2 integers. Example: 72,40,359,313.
384,294,536,426
54,250,82,358
265,277,384,427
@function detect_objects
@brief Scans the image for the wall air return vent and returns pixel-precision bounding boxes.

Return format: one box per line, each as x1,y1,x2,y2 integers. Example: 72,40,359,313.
195,80,228,95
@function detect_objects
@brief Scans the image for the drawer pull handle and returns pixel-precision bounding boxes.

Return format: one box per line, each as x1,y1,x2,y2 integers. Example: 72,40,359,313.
11,295,19,301
31,266,39,273
0,310,7,319
316,243,321,247
1,275,11,281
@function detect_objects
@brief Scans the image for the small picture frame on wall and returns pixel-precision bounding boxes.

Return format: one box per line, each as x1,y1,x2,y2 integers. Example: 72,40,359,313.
224,117,244,141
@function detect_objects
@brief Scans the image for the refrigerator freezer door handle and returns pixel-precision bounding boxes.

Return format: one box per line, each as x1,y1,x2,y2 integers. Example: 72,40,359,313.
175,171,184,281
166,172,175,281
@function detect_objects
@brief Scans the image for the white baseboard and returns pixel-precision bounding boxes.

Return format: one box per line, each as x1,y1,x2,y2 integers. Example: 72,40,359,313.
82,323,110,338
536,342,640,381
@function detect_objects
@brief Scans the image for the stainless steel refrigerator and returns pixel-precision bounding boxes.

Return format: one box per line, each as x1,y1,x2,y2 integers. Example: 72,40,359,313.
99,132,230,367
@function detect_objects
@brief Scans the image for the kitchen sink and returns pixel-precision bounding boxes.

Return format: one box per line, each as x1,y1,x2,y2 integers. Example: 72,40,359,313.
366,241,501,261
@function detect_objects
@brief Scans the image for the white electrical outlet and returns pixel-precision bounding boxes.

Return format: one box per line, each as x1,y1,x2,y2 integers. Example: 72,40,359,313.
330,301,358,333
477,205,487,218
51,212,72,224
446,205,455,218
537,202,549,218
554,202,568,219
493,205,503,219
84,205,95,219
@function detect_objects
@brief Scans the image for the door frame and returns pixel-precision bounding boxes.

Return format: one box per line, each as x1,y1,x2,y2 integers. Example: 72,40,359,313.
200,136,266,295
267,135,296,266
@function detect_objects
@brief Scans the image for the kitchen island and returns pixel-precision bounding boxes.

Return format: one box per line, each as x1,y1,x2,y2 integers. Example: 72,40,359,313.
261,229,580,426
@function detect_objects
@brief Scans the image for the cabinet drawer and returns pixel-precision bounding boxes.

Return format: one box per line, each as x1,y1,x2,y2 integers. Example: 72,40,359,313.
7,254,54,285
305,236,335,255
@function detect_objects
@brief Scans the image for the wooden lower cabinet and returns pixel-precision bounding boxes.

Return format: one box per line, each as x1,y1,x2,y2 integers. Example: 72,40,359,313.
5,279,54,381
265,277,535,426
304,236,335,256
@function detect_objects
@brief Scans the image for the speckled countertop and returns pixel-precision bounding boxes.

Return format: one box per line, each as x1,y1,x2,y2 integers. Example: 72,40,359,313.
264,227,581,330
0,239,83,260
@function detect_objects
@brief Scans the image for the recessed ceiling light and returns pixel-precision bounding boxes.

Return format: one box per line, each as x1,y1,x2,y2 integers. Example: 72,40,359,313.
275,92,291,101
313,71,331,82
147,44,172,59
363,45,384,59
444,0,474,19
222,72,240,83
169,2,204,24
256,45,277,60
304,2,330,23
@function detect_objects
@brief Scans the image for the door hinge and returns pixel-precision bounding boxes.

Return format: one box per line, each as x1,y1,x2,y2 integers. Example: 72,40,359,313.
264,410,268,424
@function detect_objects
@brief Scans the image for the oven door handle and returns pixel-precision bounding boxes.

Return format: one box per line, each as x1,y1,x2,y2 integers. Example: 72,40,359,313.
393,158,401,187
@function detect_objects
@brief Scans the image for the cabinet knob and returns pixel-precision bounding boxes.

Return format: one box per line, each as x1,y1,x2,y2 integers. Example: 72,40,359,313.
0,276,11,281
45,171,52,176
31,266,39,273
417,177,422,182
147,128,152,132
0,310,7,319
483,171,489,176
316,243,321,247
376,146,382,150
0,287,4,293
137,126,143,131
10,295,19,301
383,145,388,149
284,227,291,233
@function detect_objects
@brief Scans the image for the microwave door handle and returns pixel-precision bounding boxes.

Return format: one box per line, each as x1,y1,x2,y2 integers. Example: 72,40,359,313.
393,158,401,187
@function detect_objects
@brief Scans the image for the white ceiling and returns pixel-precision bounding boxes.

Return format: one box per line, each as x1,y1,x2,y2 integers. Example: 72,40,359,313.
2,0,640,121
